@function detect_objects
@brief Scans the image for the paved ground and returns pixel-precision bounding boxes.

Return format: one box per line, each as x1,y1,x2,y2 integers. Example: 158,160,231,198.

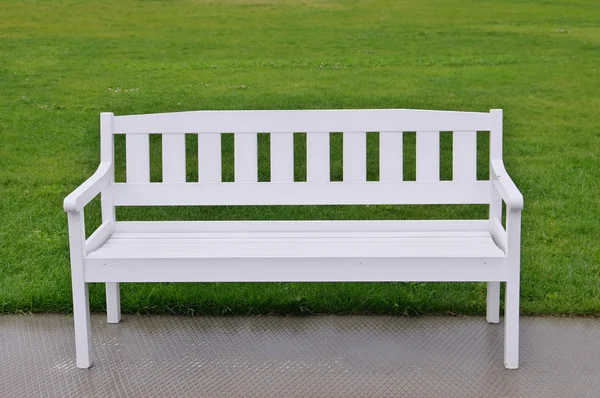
1,314,599,397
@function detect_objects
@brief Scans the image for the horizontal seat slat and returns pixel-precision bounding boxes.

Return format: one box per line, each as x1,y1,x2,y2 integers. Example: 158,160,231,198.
112,109,491,134
112,181,490,206
114,220,490,233
110,231,492,240
84,257,506,283
87,228,504,259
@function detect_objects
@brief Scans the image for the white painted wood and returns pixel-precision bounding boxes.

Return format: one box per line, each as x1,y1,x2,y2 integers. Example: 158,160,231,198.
100,113,120,326
234,133,258,182
489,111,504,247
488,167,503,331
379,132,403,181
162,134,186,182
85,220,113,254
343,132,366,182
270,133,294,182
100,113,114,163
106,282,121,324
113,109,491,134
487,282,500,324
453,131,477,181
492,160,524,210
490,105,506,342
306,133,330,182
109,231,494,241
126,134,150,182
489,177,503,227
100,113,116,223
114,220,490,234
416,131,440,182
64,162,112,213
85,257,506,283
504,209,522,369
490,217,507,252
488,192,505,326
490,109,503,160
198,133,221,182
67,211,93,368
87,230,504,259
113,181,491,206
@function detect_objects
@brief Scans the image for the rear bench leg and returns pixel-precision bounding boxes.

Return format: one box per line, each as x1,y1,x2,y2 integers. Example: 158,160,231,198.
106,282,121,324
486,282,500,323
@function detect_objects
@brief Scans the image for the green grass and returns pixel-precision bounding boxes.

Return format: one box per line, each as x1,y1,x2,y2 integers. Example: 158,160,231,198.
1,0,599,316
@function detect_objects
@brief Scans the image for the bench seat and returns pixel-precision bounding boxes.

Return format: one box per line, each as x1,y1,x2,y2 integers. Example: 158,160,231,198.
84,220,506,283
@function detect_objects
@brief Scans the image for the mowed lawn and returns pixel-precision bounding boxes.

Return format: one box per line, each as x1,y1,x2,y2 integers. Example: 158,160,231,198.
1,0,599,316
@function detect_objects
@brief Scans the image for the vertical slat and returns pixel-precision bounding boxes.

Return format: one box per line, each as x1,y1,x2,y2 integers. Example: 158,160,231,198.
453,131,477,181
379,132,403,181
270,133,294,182
416,131,440,182
162,134,186,182
126,134,150,182
198,133,222,182
343,132,366,182
306,132,330,182
234,133,258,182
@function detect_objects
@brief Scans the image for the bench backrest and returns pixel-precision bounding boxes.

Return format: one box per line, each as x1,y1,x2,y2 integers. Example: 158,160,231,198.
100,109,503,206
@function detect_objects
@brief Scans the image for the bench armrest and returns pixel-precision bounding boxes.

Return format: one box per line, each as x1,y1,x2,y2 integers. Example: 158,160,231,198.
64,162,112,213
491,159,524,211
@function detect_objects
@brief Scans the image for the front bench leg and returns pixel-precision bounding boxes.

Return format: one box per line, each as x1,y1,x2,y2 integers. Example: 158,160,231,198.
72,280,93,368
68,211,93,368
106,282,121,323
504,210,522,369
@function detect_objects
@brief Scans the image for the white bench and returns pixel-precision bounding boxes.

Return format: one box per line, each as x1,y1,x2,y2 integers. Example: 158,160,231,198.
64,109,523,369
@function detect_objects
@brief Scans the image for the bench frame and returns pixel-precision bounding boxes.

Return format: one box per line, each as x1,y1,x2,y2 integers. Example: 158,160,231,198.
64,109,523,369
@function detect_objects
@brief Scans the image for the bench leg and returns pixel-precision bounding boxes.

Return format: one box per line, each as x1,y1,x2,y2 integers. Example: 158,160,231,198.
68,211,93,369
72,280,93,368
504,279,520,369
106,282,121,324
504,210,522,369
486,282,500,323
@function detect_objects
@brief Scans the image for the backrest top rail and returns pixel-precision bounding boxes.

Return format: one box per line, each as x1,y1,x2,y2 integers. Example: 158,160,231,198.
110,109,494,134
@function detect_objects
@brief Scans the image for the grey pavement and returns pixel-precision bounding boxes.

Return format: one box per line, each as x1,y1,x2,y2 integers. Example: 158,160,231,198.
1,314,599,397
